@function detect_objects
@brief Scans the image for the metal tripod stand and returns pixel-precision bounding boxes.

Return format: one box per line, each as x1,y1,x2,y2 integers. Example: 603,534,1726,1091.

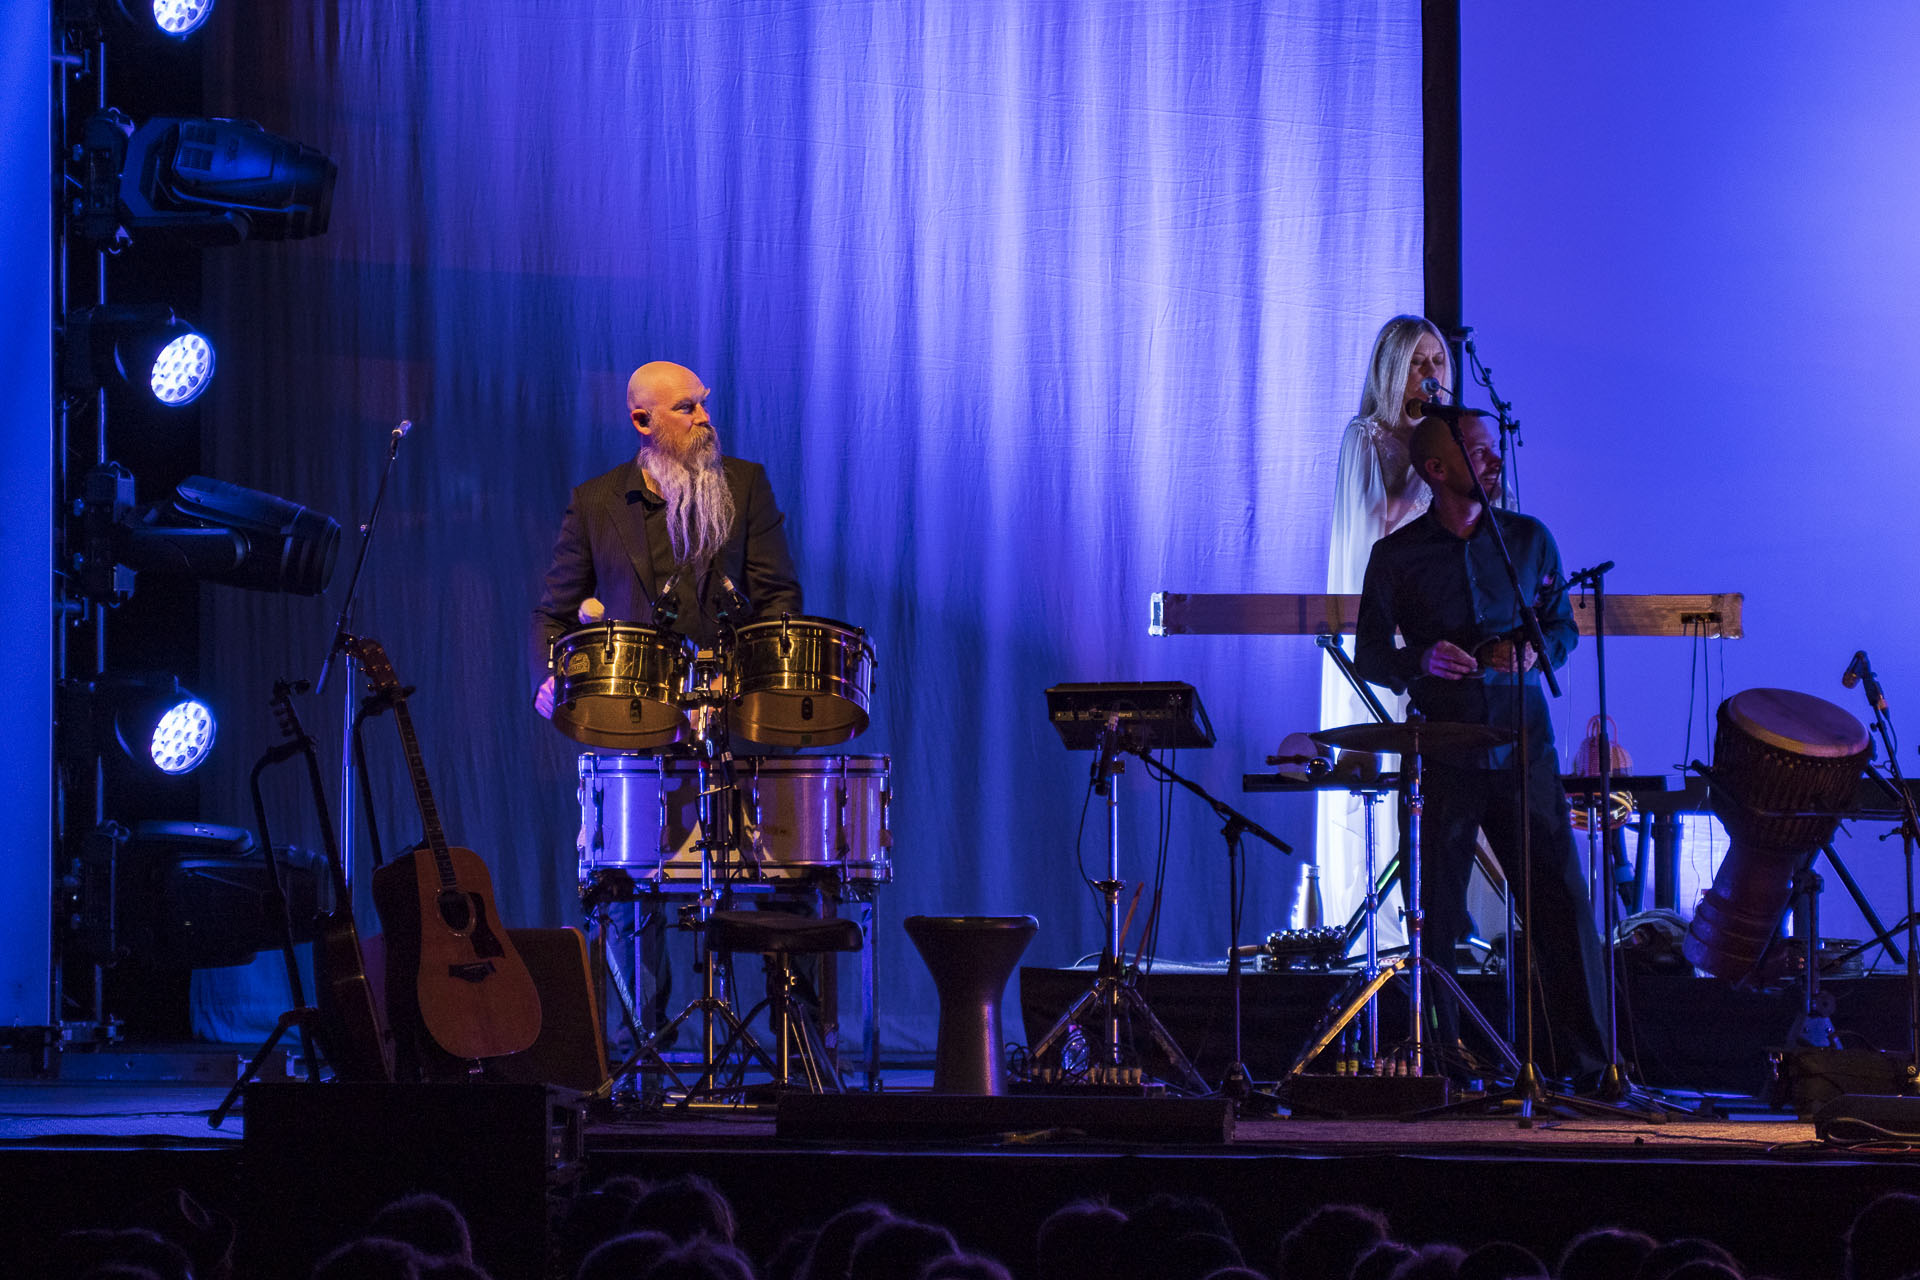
1029,719,1207,1092
1034,684,1217,1093
1284,721,1521,1086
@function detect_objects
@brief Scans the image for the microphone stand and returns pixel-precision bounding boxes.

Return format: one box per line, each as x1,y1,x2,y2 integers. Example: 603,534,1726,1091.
1844,655,1920,1089
1130,746,1292,1111
1459,329,1522,511
1565,560,1678,1119
314,420,411,896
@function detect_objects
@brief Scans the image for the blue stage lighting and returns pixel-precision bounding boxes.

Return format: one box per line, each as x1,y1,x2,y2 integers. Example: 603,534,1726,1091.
145,696,216,774
64,304,216,407
147,0,215,38
148,328,214,405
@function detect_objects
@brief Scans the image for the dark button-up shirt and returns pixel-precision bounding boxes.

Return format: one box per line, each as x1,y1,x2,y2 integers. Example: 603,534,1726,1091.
1354,506,1576,769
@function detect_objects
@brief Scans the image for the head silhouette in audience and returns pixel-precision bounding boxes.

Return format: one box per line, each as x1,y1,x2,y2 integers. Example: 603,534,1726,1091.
576,1230,675,1280
1456,1240,1546,1280
311,1236,426,1280
1635,1238,1741,1280
918,1254,1012,1280
799,1202,896,1280
628,1175,737,1245
1274,1203,1391,1280
1847,1192,1920,1280
646,1237,758,1280
1353,1240,1419,1280
1035,1199,1127,1280
1558,1228,1656,1280
368,1194,473,1265
847,1218,959,1280
1116,1194,1237,1280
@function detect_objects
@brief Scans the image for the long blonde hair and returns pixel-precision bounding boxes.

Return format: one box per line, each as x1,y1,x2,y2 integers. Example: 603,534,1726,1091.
1355,314,1450,424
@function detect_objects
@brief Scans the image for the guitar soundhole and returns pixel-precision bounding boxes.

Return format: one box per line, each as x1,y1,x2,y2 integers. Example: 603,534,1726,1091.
437,888,473,932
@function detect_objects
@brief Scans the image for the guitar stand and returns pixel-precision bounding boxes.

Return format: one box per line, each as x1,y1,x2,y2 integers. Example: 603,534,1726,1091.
210,1007,319,1128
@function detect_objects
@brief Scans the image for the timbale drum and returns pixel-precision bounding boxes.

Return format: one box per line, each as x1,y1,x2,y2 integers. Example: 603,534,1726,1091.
549,622,694,750
730,616,875,748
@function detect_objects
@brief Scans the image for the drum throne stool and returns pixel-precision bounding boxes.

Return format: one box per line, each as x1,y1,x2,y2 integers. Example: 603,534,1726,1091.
709,909,863,1092
903,915,1039,1094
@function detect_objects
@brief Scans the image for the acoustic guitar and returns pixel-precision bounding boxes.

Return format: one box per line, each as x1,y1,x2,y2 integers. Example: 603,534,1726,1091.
353,637,542,1062
269,680,392,1082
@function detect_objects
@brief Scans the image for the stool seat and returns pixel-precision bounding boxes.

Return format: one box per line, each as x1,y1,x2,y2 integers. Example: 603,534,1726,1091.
708,911,862,955
904,914,1037,1095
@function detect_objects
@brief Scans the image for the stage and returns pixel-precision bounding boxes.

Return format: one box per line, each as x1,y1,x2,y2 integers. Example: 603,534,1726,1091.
4,1066,1919,1280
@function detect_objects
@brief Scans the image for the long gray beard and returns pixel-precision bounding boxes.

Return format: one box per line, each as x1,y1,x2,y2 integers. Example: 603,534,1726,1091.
643,442,735,570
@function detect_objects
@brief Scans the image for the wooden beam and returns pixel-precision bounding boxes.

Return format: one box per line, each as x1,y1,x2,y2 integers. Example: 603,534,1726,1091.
1150,592,1743,639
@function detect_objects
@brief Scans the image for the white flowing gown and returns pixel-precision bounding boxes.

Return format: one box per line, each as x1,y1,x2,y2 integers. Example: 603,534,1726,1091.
1315,415,1425,938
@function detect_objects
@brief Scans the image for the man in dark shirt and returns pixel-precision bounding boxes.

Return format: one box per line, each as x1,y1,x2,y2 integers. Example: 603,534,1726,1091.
530,360,803,712
1355,411,1607,1084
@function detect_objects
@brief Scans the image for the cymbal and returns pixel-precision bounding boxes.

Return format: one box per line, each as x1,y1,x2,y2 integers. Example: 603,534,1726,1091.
1311,721,1513,754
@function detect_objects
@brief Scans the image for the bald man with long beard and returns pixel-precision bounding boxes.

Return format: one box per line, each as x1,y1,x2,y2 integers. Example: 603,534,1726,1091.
530,361,802,717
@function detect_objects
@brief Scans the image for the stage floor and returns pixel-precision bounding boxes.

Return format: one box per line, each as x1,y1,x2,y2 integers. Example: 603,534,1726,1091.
3,1072,1917,1280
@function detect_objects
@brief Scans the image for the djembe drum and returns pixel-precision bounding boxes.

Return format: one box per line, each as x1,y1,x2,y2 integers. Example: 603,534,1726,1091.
1684,688,1869,980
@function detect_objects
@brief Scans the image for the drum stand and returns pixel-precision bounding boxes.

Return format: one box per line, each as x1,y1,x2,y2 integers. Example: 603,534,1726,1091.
608,655,782,1105
1030,719,1208,1094
1284,732,1520,1091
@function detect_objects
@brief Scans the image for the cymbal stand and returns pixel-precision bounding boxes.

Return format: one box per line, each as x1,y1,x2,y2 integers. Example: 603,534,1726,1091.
1030,719,1208,1094
1285,730,1520,1089
1128,747,1292,1107
1568,561,1678,1117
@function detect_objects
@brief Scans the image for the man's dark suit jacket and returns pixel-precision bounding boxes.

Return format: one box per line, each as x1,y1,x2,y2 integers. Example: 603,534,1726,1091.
529,456,803,693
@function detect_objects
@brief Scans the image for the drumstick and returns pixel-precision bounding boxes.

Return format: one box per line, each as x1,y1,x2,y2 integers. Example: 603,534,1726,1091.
1132,889,1163,971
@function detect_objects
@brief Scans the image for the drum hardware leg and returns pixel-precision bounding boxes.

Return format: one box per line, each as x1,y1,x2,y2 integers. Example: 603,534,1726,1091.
1823,839,1907,970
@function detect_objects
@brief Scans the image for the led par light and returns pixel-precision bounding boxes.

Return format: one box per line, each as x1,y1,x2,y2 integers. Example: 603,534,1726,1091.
64,304,216,407
62,0,216,41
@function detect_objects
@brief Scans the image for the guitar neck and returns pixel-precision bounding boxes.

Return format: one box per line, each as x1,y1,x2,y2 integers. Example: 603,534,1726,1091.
389,697,456,888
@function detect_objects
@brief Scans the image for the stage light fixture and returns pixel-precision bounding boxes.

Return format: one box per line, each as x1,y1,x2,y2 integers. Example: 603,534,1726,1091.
80,463,341,605
143,0,215,37
65,673,218,777
65,0,217,40
64,304,216,407
108,675,217,775
77,109,336,245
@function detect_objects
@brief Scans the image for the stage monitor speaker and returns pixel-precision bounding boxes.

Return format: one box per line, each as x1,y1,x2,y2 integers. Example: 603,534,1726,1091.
241,1082,582,1280
1812,1092,1920,1143
497,927,608,1093
776,1091,1234,1144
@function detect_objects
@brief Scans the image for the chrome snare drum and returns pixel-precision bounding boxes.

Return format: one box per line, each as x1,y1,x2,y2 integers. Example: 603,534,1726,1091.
550,622,694,750
731,616,876,747
577,753,892,884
